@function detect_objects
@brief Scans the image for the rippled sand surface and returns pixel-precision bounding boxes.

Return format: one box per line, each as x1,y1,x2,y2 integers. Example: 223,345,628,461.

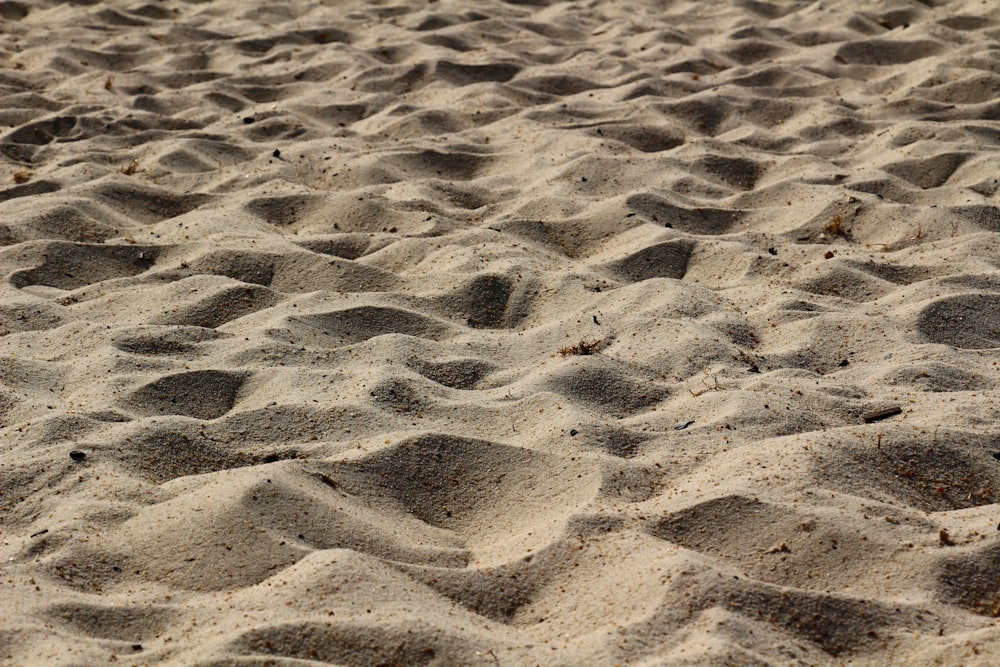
2,1,1000,664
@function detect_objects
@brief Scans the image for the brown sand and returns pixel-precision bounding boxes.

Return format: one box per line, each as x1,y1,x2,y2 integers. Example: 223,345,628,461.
2,0,1000,665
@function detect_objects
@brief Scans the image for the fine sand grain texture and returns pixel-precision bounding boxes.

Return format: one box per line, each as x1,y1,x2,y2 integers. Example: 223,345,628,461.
2,0,1000,665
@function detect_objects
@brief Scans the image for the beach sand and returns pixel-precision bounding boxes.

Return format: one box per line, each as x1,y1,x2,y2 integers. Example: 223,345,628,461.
2,0,1000,664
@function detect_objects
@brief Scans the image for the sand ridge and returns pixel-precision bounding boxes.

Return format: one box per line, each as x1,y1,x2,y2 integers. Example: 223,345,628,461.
2,0,1000,664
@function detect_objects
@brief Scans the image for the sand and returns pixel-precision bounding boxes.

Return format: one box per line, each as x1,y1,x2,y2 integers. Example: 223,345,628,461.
2,0,1000,664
